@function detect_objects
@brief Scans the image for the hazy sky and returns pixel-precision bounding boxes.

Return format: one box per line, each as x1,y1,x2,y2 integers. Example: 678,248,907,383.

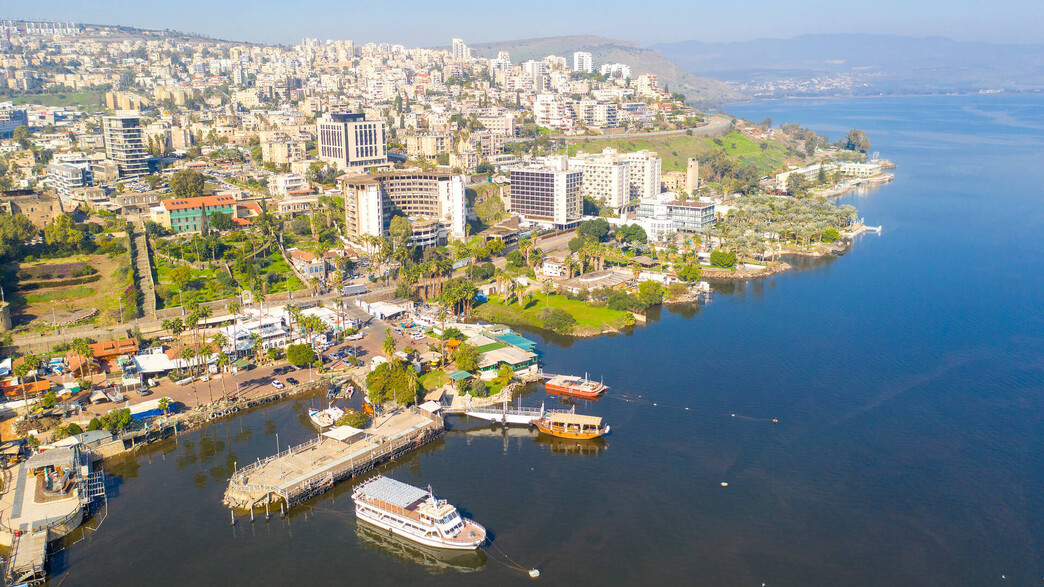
10,0,1044,46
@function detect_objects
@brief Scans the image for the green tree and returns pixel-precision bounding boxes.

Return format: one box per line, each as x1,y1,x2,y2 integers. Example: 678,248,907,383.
66,422,83,436
677,264,702,283
208,211,233,230
335,409,368,428
710,250,737,268
389,216,412,250
286,343,317,367
0,215,37,259
87,417,103,431
40,391,57,409
102,407,134,432
383,329,397,359
577,218,611,241
541,307,575,334
436,152,450,166
12,125,31,149
43,214,86,252
470,379,488,397
169,169,206,199
169,265,193,291
453,342,479,372
843,129,871,153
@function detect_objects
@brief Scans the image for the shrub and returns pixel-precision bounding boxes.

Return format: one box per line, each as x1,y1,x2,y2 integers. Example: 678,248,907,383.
335,409,368,428
86,417,103,431
710,250,737,268
286,343,316,367
470,380,488,398
541,307,576,334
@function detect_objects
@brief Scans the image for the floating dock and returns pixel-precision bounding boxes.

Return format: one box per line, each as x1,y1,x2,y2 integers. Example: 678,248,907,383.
223,406,444,510
464,398,574,425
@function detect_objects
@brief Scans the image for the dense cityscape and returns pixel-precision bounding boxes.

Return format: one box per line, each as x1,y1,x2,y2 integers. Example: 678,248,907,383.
0,17,899,584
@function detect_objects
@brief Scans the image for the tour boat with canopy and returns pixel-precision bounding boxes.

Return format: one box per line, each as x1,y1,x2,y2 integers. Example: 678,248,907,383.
352,476,487,550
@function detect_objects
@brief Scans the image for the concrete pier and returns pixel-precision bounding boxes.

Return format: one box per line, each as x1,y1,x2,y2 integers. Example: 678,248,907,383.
223,406,444,510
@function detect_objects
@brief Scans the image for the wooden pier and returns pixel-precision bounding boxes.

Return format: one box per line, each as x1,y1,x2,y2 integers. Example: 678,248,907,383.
223,406,444,511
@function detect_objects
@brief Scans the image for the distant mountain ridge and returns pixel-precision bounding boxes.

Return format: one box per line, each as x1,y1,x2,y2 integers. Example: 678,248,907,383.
466,35,743,106
652,34,1044,94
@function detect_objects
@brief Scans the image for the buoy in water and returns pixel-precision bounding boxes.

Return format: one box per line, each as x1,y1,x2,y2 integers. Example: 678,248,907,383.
529,569,541,578
772,419,779,424
731,413,736,417
721,482,728,487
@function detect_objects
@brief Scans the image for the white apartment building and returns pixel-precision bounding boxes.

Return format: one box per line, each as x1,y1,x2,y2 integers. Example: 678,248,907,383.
839,161,883,177
569,148,661,213
625,150,662,201
340,171,467,242
317,112,389,171
577,99,619,128
48,162,93,204
774,162,839,190
270,173,308,195
600,63,631,79
509,157,582,228
102,113,149,179
570,153,631,213
451,38,471,61
533,93,575,130
573,51,593,74
634,74,659,98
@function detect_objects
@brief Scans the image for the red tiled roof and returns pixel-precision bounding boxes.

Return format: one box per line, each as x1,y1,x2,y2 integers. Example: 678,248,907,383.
162,195,236,211
89,337,139,358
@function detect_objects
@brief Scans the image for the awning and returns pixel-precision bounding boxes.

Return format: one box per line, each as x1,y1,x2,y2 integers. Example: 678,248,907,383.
418,401,442,414
447,370,471,381
322,425,365,443
232,359,252,368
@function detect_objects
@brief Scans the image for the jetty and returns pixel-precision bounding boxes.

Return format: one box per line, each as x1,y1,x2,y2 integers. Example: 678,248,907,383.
224,406,444,511
0,445,107,586
464,398,574,425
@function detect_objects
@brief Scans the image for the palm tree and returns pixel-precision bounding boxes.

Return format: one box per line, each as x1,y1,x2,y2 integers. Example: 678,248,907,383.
383,328,396,359
250,332,263,363
226,299,240,358
216,351,230,401
180,346,199,406
13,354,40,421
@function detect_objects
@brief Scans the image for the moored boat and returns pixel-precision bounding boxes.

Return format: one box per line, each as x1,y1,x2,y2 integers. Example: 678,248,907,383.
352,475,486,550
308,406,344,429
544,374,608,399
532,413,610,440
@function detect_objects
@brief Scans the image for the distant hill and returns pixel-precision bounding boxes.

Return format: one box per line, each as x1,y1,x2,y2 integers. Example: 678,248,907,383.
467,35,743,106
652,34,1044,95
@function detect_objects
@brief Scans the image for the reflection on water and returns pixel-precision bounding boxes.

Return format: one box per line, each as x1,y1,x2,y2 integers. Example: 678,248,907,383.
355,518,487,573
534,434,608,456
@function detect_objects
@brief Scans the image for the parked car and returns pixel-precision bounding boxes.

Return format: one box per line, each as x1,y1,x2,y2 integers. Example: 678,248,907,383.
270,380,285,389
286,377,299,386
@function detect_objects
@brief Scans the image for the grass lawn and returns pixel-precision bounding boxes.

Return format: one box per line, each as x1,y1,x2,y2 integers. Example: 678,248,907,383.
419,371,450,392
474,293,634,335
230,250,305,295
567,130,794,174
154,257,237,306
10,91,105,108
9,253,127,328
23,285,95,304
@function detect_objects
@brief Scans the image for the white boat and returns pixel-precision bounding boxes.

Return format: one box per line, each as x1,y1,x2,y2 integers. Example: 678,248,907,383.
308,406,344,429
352,475,486,550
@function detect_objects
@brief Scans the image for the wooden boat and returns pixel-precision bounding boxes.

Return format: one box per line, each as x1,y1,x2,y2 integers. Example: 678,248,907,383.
352,475,486,550
543,374,607,400
532,413,610,440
